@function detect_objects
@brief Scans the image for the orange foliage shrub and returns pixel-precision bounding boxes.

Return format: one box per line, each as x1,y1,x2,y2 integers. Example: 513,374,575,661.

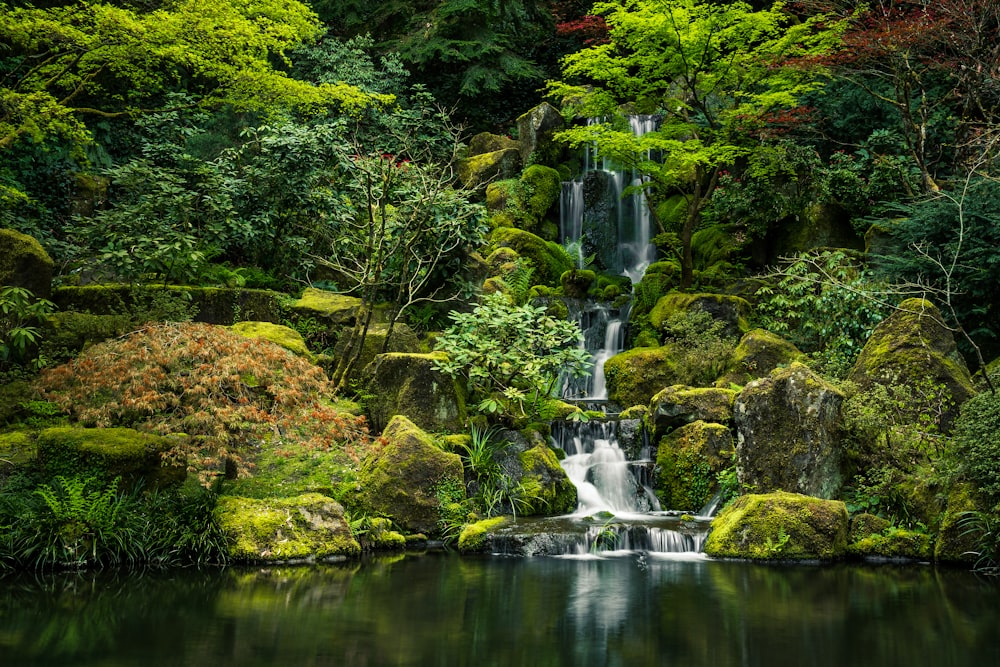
39,322,369,482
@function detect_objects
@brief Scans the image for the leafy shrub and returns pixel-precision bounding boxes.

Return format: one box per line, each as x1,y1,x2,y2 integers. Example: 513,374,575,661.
39,322,369,483
660,309,737,387
0,286,56,372
953,390,1000,509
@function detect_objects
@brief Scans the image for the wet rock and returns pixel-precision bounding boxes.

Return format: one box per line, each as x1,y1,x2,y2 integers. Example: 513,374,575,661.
649,385,737,439
604,346,680,409
715,329,805,388
515,102,564,164
655,420,734,512
734,363,844,499
704,491,848,560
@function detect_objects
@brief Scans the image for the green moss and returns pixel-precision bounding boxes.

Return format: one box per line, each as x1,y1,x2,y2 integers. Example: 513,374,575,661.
485,179,519,211
291,288,362,325
0,430,35,467
704,491,849,560
489,228,573,286
847,526,932,560
0,228,54,298
604,347,679,408
458,516,511,552
367,517,407,550
214,493,361,561
521,164,562,219
457,148,521,189
41,311,132,359
649,292,751,335
35,426,185,487
655,421,733,511
363,351,467,432
467,132,520,156
934,484,980,563
561,269,596,298
649,386,736,433
715,329,804,387
231,321,316,362
516,442,577,515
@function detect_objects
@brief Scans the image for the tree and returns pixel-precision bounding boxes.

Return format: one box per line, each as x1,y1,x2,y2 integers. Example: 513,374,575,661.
0,0,389,154
433,292,591,421
547,0,841,288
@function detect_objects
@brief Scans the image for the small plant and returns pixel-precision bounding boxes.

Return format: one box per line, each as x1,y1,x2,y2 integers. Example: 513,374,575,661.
591,517,620,553
660,309,737,386
0,285,56,371
33,475,124,565
434,477,470,545
958,511,1000,574
765,525,791,556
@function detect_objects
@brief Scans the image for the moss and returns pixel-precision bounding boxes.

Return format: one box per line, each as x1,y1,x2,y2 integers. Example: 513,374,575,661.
521,164,562,220
485,179,519,211
41,311,132,359
656,195,689,230
704,491,849,560
468,132,520,156
649,385,737,436
604,347,679,409
457,148,521,189
489,227,573,286
561,269,596,298
517,443,577,514
231,321,316,363
715,329,805,388
332,323,421,388
934,484,981,563
691,225,741,272
458,516,511,552
847,526,932,560
655,421,733,511
0,228,54,298
649,292,751,336
363,351,467,432
291,288,362,326
214,493,360,562
367,517,407,550
0,431,36,467
354,416,465,535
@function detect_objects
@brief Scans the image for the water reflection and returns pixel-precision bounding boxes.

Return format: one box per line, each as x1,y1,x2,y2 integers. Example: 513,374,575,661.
1,554,998,666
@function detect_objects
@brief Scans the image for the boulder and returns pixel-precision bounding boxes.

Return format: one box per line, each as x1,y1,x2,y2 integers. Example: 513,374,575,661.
0,228,54,298
649,292,751,339
230,321,316,363
704,491,849,560
467,132,520,156
458,516,512,553
848,298,975,430
716,329,805,388
34,426,186,488
515,102,564,164
515,441,578,515
734,363,844,499
489,227,573,286
649,385,737,439
846,513,931,560
354,416,465,535
604,347,680,410
363,352,467,432
214,493,360,562
458,148,522,190
332,322,421,387
655,421,734,512
290,288,362,326
933,484,981,564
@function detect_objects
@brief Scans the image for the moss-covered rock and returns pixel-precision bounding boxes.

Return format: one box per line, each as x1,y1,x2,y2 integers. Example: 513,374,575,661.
934,484,981,563
649,385,737,439
489,227,573,286
715,329,805,388
231,321,316,363
515,102,564,164
561,269,596,298
649,292,751,338
468,132,520,156
521,164,562,222
363,351,467,433
0,228,54,298
214,493,360,562
34,426,186,488
604,346,680,409
848,298,975,431
354,416,465,535
41,311,132,359
846,514,932,560
704,491,849,560
52,285,287,324
458,148,522,190
290,288,362,326
366,517,407,550
734,363,844,499
655,421,734,511
516,442,578,515
332,322,421,387
458,516,512,553
0,430,36,468
769,202,863,260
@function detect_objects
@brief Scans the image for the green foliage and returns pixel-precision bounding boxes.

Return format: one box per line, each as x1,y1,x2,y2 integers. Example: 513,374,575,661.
434,476,471,545
953,390,1000,509
755,250,889,378
958,511,1000,573
659,309,737,387
433,292,591,422
0,286,56,371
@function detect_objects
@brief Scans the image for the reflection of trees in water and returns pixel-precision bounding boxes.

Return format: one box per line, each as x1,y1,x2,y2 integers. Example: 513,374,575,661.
1,557,999,666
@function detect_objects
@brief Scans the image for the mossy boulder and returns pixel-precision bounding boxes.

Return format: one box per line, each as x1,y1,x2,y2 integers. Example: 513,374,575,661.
649,385,737,439
34,426,186,488
704,491,849,560
363,352,467,432
655,421,734,512
934,484,981,563
769,202,863,260
354,416,465,535
489,227,573,286
366,517,407,551
520,164,562,222
734,363,844,499
458,148,522,190
848,298,975,430
604,346,680,409
332,323,421,387
214,493,360,562
458,516,512,553
468,132,520,156
231,321,316,363
561,269,596,298
0,228,54,298
0,430,36,468
846,513,932,560
515,442,578,515
290,288,362,326
51,285,286,324
515,102,564,164
649,292,751,338
715,329,805,388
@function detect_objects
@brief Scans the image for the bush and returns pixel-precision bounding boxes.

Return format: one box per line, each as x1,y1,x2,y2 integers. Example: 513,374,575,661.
39,322,369,483
954,390,1000,509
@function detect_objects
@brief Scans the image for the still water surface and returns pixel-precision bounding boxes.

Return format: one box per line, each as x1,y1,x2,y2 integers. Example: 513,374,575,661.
1,552,998,667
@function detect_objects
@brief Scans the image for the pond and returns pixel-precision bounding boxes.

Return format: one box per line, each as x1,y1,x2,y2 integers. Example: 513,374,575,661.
1,552,998,667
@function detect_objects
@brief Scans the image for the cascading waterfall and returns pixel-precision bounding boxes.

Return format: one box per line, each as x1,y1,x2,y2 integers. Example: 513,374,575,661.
544,115,710,556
